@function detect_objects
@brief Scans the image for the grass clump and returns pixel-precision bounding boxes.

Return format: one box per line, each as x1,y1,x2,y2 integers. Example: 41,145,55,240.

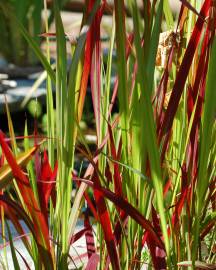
0,0,215,269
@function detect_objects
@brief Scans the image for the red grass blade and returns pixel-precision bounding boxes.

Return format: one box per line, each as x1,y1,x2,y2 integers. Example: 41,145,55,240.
74,177,99,221
163,178,172,197
158,0,211,141
0,146,37,190
0,194,36,245
113,210,128,245
85,253,100,270
78,1,105,122
98,185,164,248
187,29,211,196
0,153,4,167
84,212,96,258
0,131,53,268
70,227,91,245
77,19,93,121
37,150,57,221
201,219,216,240
93,173,120,270
78,176,164,249
15,248,32,270
90,3,104,140
0,193,31,253
145,206,166,270
180,0,206,19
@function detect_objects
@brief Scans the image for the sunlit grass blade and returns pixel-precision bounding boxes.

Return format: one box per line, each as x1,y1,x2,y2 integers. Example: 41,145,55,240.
128,0,171,265
64,0,101,254
84,213,96,258
81,180,164,249
193,34,216,265
159,0,211,140
0,144,37,189
0,131,54,269
52,0,70,267
37,150,57,222
163,0,174,29
93,177,121,270
0,194,51,269
0,0,215,268
114,0,129,160
24,123,39,203
5,99,18,155
147,1,164,93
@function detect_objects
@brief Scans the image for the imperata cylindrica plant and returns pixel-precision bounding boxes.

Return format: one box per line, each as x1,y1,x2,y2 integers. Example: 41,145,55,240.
0,0,215,269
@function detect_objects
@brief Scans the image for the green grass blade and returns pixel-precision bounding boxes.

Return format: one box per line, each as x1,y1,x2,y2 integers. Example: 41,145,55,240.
147,0,163,94
129,0,171,266
193,35,216,264
52,0,68,266
43,0,55,169
24,122,39,203
114,0,129,160
6,220,21,270
163,0,174,29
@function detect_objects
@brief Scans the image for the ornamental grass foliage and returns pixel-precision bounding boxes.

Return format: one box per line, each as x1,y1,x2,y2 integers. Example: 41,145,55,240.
0,0,215,269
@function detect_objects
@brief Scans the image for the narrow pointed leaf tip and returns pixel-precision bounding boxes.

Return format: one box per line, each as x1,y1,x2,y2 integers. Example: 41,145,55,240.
0,131,37,189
